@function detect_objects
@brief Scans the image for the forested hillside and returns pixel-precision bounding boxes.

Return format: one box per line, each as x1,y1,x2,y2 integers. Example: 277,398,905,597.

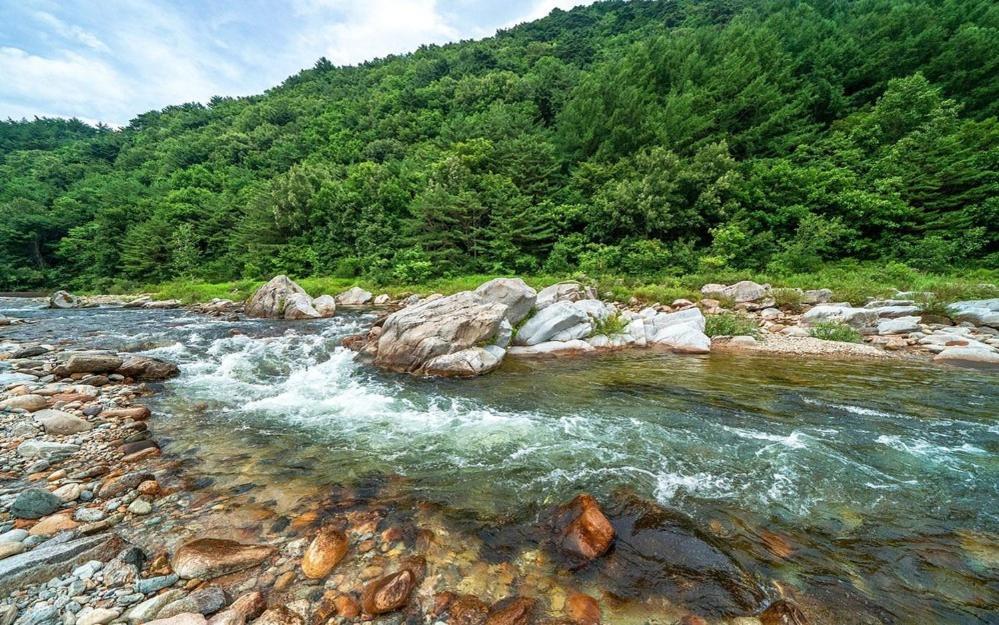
1,0,996,291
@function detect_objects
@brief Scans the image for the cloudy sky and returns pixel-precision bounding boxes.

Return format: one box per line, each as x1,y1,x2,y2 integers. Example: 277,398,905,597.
0,0,594,126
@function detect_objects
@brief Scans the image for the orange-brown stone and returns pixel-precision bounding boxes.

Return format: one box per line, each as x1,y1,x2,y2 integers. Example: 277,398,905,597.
361,569,416,615
301,526,349,579
558,494,614,560
565,593,600,625
485,597,536,625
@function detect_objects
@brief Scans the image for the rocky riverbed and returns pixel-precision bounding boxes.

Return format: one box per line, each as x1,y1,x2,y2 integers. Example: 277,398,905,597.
2,279,996,625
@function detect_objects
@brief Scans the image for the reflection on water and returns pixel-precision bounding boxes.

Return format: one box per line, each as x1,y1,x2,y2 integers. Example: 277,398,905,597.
2,299,997,623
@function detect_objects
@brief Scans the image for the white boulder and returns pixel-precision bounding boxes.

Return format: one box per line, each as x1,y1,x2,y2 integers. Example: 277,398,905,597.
336,287,374,306
515,302,591,346
312,295,337,317
245,275,309,319
474,278,537,325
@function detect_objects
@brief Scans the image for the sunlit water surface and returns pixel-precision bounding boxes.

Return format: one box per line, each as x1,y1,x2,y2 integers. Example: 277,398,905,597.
2,299,996,624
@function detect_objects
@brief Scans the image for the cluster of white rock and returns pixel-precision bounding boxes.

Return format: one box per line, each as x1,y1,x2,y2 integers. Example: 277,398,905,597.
346,278,711,377
242,276,390,320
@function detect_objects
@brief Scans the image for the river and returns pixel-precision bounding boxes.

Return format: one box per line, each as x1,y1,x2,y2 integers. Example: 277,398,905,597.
1,298,996,624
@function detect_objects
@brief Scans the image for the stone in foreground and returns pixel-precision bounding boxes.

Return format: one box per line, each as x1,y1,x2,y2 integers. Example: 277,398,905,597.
171,538,275,580
0,533,122,595
301,526,348,579
362,568,417,615
34,408,93,435
555,494,615,562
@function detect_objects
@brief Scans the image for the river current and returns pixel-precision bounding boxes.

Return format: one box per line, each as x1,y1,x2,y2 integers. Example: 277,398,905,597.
1,299,996,624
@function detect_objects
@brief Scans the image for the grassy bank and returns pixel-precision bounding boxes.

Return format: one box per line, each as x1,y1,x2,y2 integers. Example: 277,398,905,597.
136,262,998,307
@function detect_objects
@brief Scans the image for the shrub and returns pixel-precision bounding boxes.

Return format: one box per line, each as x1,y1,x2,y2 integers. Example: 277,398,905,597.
591,312,629,337
772,287,804,312
809,321,862,343
705,313,759,337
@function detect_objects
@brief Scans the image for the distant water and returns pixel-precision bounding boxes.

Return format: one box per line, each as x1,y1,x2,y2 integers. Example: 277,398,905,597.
2,298,996,623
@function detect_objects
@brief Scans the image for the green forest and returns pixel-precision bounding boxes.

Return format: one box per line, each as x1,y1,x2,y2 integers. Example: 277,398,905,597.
1,0,997,292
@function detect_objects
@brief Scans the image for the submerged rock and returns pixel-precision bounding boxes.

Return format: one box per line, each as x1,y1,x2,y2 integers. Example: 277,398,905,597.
245,275,309,319
301,526,348,579
361,568,417,615
759,599,809,625
553,494,615,563
485,597,535,625
597,495,765,617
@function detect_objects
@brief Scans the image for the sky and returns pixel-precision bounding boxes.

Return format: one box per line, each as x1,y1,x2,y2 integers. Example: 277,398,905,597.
0,0,595,127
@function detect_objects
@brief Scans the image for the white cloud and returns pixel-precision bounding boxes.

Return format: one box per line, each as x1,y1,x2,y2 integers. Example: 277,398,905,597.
0,47,127,122
291,0,462,66
508,0,596,27
32,11,111,53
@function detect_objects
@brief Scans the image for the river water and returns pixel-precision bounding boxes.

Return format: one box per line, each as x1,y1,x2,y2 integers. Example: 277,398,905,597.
1,299,996,624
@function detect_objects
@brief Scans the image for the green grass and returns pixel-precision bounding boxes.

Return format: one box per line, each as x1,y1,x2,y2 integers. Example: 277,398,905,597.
135,262,998,307
705,312,759,338
808,321,863,343
591,312,629,337
771,287,804,312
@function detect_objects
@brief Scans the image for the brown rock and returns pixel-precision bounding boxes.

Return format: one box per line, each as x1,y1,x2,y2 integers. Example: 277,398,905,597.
565,593,600,625
679,617,708,625
172,539,275,580
759,600,808,625
207,591,266,625
486,597,536,625
361,569,416,615
274,570,296,590
252,607,303,625
28,513,79,536
99,471,154,499
100,406,151,420
450,595,489,625
138,480,160,497
301,526,348,579
557,494,615,561
334,595,360,618
146,614,208,625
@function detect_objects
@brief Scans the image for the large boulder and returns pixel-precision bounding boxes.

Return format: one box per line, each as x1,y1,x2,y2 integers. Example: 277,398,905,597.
474,278,537,325
423,346,506,377
117,355,180,380
12,489,63,519
66,352,124,374
370,291,509,375
515,302,591,346
536,282,595,310
336,287,374,306
49,291,80,309
245,276,309,319
934,346,999,366
283,293,321,320
312,295,337,318
171,539,275,580
644,308,711,353
948,299,999,328
802,305,878,329
700,281,768,303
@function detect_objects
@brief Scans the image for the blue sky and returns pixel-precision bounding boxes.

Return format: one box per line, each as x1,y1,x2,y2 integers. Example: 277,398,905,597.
0,0,594,126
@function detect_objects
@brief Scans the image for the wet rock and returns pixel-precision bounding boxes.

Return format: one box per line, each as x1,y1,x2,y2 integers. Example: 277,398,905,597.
66,352,124,374
313,295,337,318
598,496,764,617
758,600,808,625
475,278,538,325
361,568,416,615
507,340,595,357
370,291,509,375
564,593,600,625
283,293,322,320
50,290,80,309
251,607,303,625
336,286,374,306
12,489,62,519
515,302,591,346
159,586,228,619
33,408,93,435
207,592,265,625
172,539,275,580
0,394,48,411
485,597,535,625
448,595,489,625
301,526,348,579
246,275,309,319
424,345,506,377
554,494,615,562
117,355,179,380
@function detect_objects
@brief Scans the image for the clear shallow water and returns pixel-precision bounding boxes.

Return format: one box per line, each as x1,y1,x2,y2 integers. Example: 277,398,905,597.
2,299,997,623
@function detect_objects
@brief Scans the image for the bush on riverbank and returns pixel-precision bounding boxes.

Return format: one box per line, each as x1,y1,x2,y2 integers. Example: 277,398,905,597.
138,263,998,307
705,313,760,338
809,322,863,343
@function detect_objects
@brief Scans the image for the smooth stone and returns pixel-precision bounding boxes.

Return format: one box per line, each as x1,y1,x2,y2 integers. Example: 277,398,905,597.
555,494,615,561
75,608,120,625
934,346,999,365
145,614,208,625
157,586,227,619
335,286,373,306
65,352,124,374
205,592,265,625
301,527,349,579
474,278,537,325
127,499,153,515
17,440,79,459
0,542,26,560
312,295,337,318
877,316,921,335
361,569,416,615
171,539,274,580
0,533,122,595
12,489,63,519
250,607,302,625
135,573,179,594
515,302,591,346
0,394,48,412
0,529,29,543
124,589,186,625
28,513,79,536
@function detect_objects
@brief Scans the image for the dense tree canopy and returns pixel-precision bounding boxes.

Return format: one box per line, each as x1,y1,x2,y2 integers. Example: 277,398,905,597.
1,0,996,290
